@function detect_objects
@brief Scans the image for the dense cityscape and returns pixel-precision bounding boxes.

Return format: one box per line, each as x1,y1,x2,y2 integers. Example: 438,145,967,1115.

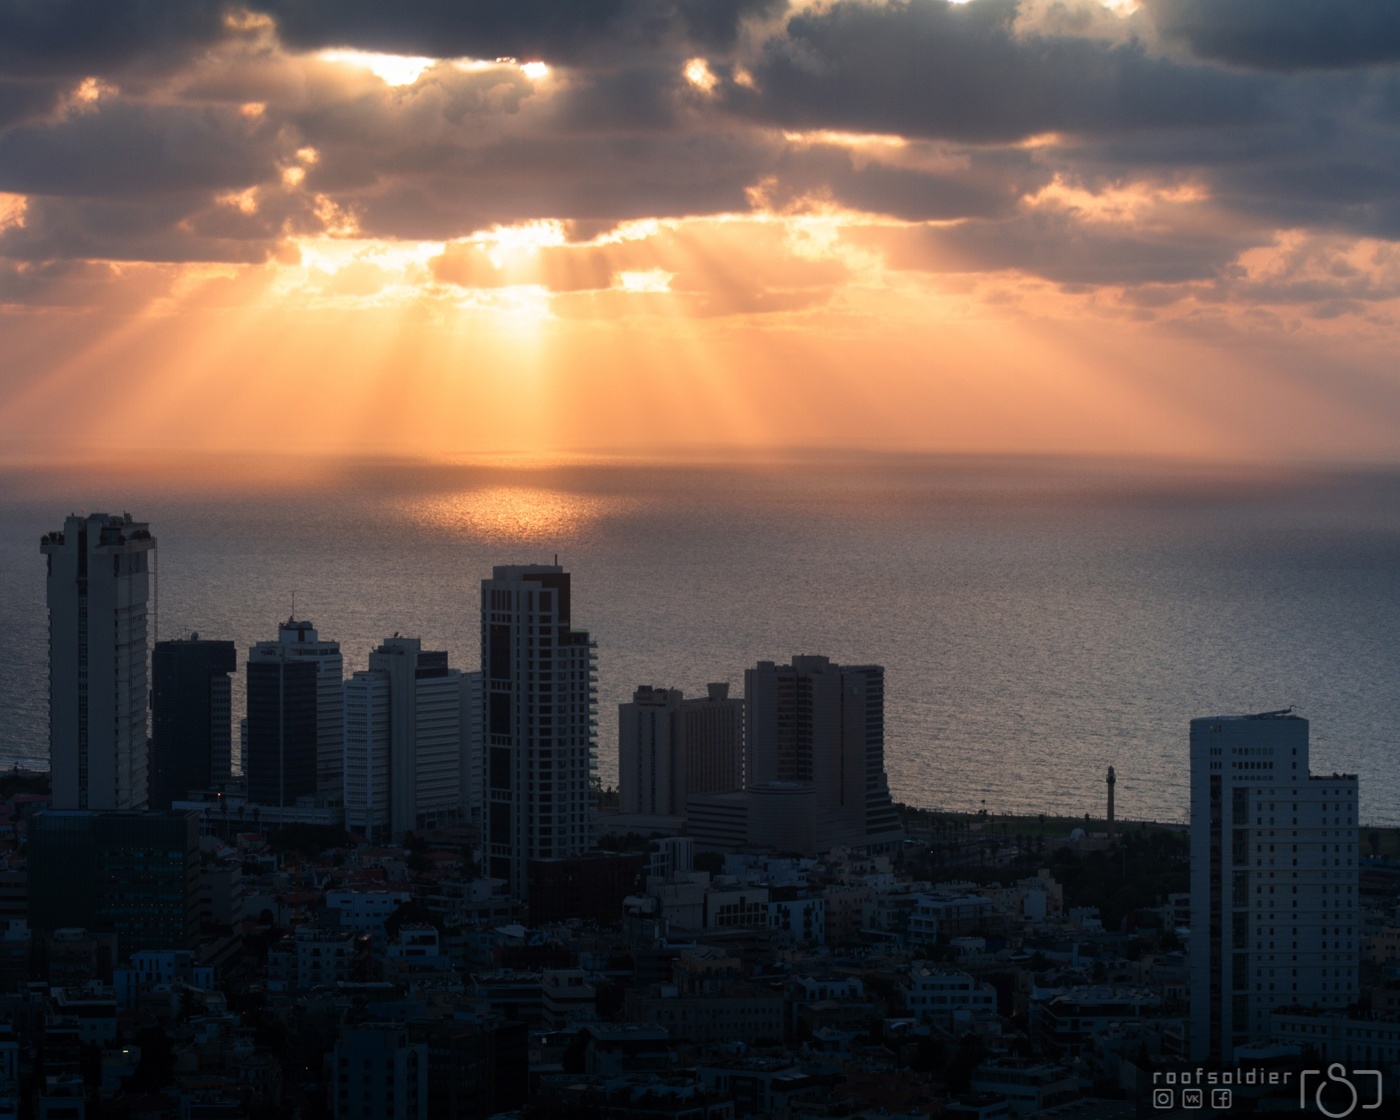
0,509,1381,1119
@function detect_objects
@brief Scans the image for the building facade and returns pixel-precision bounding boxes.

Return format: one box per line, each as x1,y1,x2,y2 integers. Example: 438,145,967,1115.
149,636,237,810
619,683,744,816
267,619,345,798
246,642,318,810
482,565,597,897
343,637,465,839
41,512,155,811
29,811,200,955
1188,711,1360,1061
692,655,915,856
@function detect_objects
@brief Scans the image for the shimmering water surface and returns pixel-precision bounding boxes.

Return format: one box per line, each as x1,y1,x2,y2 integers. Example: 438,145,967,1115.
2,455,1398,823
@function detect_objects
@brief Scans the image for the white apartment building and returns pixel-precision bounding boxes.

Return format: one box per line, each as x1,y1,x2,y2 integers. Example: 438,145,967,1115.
1189,711,1360,1061
343,638,465,839
902,964,997,1025
619,684,743,816
482,565,596,897
42,513,155,810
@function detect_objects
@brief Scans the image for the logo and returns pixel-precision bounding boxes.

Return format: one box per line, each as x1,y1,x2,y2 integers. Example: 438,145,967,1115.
1152,1088,1174,1109
1182,1088,1204,1108
1211,1088,1232,1110
1300,1064,1383,1118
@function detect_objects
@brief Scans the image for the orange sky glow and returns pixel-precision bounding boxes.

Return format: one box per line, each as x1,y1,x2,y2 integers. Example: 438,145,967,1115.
4,0,1400,467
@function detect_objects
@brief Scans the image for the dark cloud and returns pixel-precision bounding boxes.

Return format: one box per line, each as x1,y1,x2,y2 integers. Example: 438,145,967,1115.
0,0,229,78
0,102,281,197
0,195,278,263
863,208,1263,286
251,0,784,64
766,143,1048,221
0,79,62,129
732,0,1269,142
1148,0,1400,72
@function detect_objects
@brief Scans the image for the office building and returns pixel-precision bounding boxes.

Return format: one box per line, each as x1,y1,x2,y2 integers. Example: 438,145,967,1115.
743,656,902,854
331,1024,428,1120
343,637,465,839
1189,711,1360,1062
482,564,596,897
461,669,484,826
149,636,237,810
246,640,318,810
263,619,344,798
619,683,743,816
41,512,155,810
29,811,200,955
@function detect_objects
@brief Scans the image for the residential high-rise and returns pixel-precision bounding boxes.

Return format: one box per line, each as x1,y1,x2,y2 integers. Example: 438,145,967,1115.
246,642,318,810
343,637,464,839
1188,711,1360,1062
619,684,743,816
41,512,155,811
268,619,344,798
744,656,902,854
482,564,596,897
149,636,237,810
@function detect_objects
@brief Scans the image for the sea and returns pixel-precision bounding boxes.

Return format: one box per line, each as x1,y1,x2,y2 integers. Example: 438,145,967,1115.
2,452,1398,825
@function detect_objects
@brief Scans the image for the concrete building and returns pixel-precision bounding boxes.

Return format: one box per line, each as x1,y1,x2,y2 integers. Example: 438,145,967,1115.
331,1024,428,1120
149,636,236,809
1189,711,1360,1062
461,669,484,826
246,637,318,811
744,656,902,855
41,512,155,811
265,619,344,798
28,811,199,955
482,564,596,897
619,684,743,816
902,965,998,1027
343,637,465,839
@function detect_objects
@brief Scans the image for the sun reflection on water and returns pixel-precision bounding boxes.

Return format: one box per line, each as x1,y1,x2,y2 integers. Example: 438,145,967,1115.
403,486,632,542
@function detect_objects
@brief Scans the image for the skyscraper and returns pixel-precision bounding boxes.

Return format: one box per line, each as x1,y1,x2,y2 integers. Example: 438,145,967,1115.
461,669,484,827
268,619,344,798
744,656,902,853
149,636,237,810
482,564,596,896
619,684,744,816
1189,711,1360,1062
246,642,318,810
343,637,465,839
41,512,155,811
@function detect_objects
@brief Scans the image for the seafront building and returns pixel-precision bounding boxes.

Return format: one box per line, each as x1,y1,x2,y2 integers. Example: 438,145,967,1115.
342,636,466,839
1188,710,1359,1062
482,564,597,897
149,635,237,810
688,656,902,856
41,512,155,811
618,683,744,816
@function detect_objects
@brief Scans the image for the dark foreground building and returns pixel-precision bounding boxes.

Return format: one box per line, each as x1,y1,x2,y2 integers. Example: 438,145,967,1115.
150,636,237,810
528,852,647,924
28,811,199,955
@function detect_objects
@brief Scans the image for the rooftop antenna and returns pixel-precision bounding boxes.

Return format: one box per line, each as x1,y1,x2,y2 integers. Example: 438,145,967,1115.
291,590,297,618
554,553,558,566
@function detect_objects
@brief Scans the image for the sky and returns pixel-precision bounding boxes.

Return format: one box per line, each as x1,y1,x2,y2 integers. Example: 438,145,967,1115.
4,0,1400,464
